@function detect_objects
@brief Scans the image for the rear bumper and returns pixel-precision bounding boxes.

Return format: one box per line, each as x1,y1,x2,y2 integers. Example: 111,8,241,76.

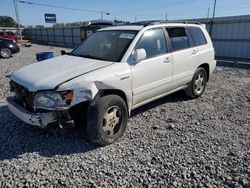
7,97,57,127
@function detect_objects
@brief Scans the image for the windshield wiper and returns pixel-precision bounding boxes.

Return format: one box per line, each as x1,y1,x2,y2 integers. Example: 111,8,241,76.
79,54,105,61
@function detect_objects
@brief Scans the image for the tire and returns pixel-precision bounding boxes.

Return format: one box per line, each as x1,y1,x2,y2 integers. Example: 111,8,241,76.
0,48,12,58
184,67,207,99
86,95,128,146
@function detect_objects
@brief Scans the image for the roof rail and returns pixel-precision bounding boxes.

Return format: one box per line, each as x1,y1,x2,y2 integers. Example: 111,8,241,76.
149,20,201,26
119,20,201,27
117,20,161,27
88,19,114,26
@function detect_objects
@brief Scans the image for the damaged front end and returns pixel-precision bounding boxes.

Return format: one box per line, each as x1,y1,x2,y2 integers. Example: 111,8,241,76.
8,80,98,128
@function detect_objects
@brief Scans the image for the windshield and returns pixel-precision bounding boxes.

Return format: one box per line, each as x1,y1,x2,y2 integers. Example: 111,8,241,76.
71,30,138,62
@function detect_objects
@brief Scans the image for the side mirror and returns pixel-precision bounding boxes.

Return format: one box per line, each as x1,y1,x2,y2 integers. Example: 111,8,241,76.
132,48,147,63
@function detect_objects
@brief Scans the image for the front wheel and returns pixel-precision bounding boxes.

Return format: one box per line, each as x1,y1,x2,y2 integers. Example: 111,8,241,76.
0,48,12,58
185,67,207,99
86,95,128,146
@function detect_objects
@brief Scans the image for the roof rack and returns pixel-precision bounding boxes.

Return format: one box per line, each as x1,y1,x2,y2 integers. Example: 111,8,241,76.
150,20,201,26
117,20,161,27
119,20,201,27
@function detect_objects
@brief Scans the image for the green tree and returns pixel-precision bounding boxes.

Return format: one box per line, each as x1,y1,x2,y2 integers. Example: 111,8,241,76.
53,21,87,28
114,19,130,24
0,16,17,27
52,23,64,28
34,25,44,28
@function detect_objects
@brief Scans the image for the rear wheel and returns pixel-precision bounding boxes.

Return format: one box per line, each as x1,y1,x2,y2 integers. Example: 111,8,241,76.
185,67,207,98
0,48,12,58
86,95,128,146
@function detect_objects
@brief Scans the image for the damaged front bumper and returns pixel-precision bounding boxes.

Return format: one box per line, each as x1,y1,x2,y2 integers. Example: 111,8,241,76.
7,97,72,128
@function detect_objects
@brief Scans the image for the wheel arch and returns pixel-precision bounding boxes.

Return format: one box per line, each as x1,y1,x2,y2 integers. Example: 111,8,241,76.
198,63,210,81
97,89,130,115
92,81,131,115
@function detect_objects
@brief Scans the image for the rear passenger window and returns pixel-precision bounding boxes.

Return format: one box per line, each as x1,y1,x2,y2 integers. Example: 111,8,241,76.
188,27,207,46
136,28,167,58
167,28,189,52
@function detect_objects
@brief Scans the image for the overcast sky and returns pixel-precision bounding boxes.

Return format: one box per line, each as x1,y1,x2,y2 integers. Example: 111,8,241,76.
1,0,250,26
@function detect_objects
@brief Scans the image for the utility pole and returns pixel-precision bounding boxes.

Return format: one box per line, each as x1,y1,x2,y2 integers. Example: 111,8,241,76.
209,0,217,35
165,11,168,20
212,0,217,19
207,8,210,19
135,16,137,22
13,0,21,37
207,7,210,25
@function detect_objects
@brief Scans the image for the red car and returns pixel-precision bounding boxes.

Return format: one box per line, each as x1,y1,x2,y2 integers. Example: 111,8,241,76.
0,31,18,42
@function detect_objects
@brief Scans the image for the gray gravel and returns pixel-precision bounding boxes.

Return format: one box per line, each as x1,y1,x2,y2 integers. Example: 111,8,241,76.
0,44,250,187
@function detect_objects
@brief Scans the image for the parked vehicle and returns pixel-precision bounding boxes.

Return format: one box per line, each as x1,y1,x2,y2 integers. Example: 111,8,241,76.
0,37,20,58
0,31,18,42
8,21,216,145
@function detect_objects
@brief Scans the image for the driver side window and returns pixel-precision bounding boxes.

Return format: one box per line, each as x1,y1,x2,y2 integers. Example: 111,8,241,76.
135,28,167,59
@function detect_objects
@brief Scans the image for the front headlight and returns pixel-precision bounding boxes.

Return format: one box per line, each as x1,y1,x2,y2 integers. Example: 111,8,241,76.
34,91,73,110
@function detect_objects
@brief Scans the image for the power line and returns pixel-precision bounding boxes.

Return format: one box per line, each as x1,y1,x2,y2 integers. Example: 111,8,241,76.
16,0,221,24
17,0,165,19
122,0,199,12
18,0,104,14
217,6,250,9
17,0,211,21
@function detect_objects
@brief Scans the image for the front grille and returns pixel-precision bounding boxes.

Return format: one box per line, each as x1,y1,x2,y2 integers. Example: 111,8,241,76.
10,81,35,111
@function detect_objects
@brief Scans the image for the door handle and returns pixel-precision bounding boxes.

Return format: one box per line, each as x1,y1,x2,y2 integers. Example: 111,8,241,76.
163,57,170,63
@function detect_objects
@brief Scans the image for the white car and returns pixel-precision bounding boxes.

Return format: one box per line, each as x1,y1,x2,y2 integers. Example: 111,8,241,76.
8,21,216,145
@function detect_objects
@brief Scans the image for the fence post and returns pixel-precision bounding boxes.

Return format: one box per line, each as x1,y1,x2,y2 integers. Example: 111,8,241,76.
62,27,65,46
209,20,213,37
71,27,74,47
35,29,37,42
53,28,56,44
46,28,49,44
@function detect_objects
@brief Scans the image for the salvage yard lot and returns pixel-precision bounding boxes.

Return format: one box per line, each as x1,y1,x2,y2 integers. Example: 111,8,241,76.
0,44,249,187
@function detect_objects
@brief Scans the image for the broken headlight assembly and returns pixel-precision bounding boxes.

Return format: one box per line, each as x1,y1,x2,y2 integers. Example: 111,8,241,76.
34,91,73,110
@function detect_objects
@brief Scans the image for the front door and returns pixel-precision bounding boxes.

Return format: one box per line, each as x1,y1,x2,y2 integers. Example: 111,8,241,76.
131,28,173,106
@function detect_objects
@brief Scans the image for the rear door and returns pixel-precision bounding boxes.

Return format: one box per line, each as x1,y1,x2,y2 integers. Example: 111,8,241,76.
187,26,213,67
131,28,173,106
166,27,199,88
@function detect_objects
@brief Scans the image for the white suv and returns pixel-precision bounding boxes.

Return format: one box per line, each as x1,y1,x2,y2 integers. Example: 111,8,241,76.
8,21,216,145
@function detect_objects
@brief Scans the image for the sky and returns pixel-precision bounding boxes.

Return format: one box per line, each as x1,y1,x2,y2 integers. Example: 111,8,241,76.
0,0,250,26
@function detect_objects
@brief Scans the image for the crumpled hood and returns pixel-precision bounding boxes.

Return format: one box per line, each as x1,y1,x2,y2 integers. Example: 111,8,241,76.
11,55,113,91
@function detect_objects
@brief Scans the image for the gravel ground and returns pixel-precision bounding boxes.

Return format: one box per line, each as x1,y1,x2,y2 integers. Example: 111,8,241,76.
0,44,249,187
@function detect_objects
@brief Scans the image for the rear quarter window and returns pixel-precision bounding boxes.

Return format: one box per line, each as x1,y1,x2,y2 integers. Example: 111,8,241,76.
188,27,207,46
166,27,190,52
